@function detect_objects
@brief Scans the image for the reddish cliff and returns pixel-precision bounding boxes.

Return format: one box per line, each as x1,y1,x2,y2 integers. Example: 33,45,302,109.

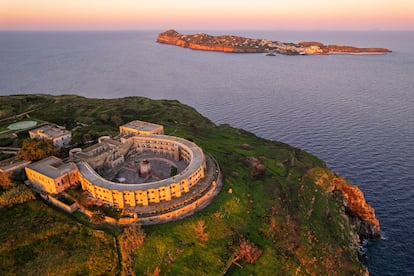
156,29,182,45
157,30,391,55
307,168,380,240
157,29,262,53
333,177,381,240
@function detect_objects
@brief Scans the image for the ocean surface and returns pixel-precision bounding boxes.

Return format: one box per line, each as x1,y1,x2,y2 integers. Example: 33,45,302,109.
0,30,413,275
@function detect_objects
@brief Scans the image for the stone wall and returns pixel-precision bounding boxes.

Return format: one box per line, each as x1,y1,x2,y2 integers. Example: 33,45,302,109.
75,203,139,225
40,194,79,213
137,154,222,225
138,177,222,225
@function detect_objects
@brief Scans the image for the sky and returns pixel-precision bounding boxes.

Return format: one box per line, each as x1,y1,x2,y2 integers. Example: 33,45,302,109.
1,0,414,31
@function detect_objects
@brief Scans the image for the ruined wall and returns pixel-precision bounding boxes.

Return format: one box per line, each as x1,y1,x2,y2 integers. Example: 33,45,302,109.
40,194,79,213
77,140,133,170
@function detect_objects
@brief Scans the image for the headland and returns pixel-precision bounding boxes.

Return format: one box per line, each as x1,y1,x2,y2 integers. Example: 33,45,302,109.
157,29,391,55
0,94,380,275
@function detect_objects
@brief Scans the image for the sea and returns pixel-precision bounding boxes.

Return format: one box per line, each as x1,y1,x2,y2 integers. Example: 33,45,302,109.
0,30,413,275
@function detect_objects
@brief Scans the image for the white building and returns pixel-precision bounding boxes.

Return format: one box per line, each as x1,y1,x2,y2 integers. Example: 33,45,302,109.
29,125,72,147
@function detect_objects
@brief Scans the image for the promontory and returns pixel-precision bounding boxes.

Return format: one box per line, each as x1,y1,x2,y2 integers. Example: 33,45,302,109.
157,29,391,55
0,94,380,275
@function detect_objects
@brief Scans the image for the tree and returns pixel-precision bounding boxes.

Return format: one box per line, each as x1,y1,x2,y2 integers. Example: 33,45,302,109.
11,170,27,184
234,237,263,264
110,115,123,127
18,139,64,161
170,166,178,177
0,171,15,189
90,210,105,224
192,220,209,242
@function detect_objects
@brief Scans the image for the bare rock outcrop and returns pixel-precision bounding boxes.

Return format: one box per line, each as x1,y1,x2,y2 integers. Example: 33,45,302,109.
307,168,380,241
333,177,380,240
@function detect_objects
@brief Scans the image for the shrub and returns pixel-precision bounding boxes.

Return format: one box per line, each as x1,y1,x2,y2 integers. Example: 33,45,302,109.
192,220,209,243
0,185,35,207
170,166,178,177
235,237,263,264
18,139,64,161
0,171,15,189
119,225,147,276
90,210,105,224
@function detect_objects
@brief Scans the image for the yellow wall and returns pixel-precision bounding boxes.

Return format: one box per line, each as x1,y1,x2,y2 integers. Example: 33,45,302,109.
26,167,78,194
120,125,164,136
78,167,206,208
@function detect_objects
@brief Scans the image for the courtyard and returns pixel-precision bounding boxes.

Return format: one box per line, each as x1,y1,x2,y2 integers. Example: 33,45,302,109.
100,152,188,184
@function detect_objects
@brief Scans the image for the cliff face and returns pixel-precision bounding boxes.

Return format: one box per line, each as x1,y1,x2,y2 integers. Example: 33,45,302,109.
308,168,380,241
157,29,391,55
157,29,263,53
334,178,381,240
156,29,181,45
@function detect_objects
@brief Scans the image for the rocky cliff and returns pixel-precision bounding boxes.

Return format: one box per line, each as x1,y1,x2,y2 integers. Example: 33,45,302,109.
308,167,380,241
156,29,265,53
157,29,391,55
334,178,381,240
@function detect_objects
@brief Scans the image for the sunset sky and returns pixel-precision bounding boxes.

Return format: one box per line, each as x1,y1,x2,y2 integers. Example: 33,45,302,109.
1,0,414,30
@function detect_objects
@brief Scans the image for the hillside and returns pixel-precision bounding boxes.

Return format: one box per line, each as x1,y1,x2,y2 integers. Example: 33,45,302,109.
0,94,379,275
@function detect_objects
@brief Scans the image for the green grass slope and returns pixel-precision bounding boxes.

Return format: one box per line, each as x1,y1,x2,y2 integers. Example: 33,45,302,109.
0,200,118,275
0,94,364,275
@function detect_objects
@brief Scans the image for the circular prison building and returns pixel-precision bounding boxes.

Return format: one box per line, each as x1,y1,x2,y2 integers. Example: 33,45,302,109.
74,133,221,224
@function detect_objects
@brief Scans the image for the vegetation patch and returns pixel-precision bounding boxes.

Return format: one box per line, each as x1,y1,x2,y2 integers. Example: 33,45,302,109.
0,201,118,275
0,185,35,207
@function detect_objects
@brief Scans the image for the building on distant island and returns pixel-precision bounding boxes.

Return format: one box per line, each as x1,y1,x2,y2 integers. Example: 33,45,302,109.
29,124,72,147
25,120,221,224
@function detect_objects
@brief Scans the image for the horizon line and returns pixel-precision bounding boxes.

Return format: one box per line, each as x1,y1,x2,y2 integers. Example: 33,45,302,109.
1,28,413,32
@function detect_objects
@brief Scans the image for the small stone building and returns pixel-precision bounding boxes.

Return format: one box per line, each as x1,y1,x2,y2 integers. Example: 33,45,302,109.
119,120,164,136
0,160,31,174
29,124,72,148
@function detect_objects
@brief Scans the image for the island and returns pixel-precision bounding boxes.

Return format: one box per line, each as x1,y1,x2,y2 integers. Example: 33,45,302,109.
0,94,379,275
157,29,391,55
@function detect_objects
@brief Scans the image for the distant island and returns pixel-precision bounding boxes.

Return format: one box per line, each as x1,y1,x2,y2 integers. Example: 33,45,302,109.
157,29,391,55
